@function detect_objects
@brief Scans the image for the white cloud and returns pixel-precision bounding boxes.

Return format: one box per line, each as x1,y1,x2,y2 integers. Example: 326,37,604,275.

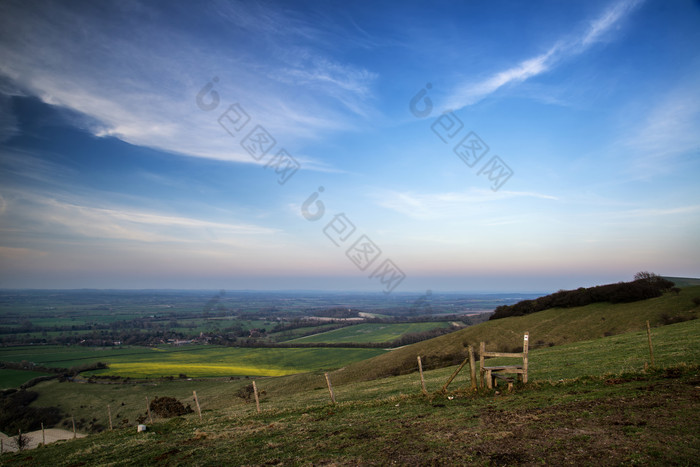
0,1,375,169
444,0,643,111
1,192,278,246
620,83,700,175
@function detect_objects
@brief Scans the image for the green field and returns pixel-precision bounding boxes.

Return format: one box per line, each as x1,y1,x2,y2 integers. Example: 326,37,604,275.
288,322,451,344
0,345,386,379
4,317,699,465
0,369,53,389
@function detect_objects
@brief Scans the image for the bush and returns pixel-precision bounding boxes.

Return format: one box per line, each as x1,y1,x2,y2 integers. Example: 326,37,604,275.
236,384,266,402
490,273,674,320
149,396,193,418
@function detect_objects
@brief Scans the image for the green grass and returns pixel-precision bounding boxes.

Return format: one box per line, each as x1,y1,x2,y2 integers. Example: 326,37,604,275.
330,286,700,384
0,345,155,369
0,369,53,389
0,345,385,378
85,347,386,378
4,319,700,465
287,322,451,344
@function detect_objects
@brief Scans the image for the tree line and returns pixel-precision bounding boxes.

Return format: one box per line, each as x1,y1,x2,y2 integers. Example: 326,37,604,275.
490,272,676,320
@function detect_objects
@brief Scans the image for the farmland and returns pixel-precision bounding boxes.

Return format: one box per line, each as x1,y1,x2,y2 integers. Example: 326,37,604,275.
0,345,386,378
0,369,53,389
2,316,699,465
0,289,504,348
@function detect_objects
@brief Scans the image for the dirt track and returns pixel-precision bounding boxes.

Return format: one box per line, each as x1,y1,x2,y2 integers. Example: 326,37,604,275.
0,429,86,453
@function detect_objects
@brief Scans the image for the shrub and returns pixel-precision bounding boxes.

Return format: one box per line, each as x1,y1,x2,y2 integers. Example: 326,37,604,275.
490,273,674,320
149,396,193,418
236,384,266,402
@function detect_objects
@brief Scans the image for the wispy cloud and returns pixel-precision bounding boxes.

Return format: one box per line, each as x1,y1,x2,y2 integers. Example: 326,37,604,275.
0,192,278,246
374,188,557,220
0,1,376,169
619,81,700,175
445,0,643,110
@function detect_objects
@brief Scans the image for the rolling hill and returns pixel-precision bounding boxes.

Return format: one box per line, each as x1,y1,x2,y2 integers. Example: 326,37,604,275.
328,285,700,385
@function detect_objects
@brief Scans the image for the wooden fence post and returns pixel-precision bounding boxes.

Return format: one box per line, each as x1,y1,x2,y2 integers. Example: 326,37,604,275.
146,396,153,423
442,356,470,393
468,345,477,389
193,391,202,420
417,356,428,395
1,437,3,454
252,380,261,414
646,320,655,366
71,415,76,439
479,342,486,388
41,422,45,445
523,332,529,384
108,404,113,430
324,372,336,405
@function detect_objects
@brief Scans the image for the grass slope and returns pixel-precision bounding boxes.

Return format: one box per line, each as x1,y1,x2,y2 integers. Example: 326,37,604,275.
329,286,700,384
3,319,699,465
287,322,450,344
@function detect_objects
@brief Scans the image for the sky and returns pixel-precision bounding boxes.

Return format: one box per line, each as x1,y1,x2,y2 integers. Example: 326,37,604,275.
0,0,699,293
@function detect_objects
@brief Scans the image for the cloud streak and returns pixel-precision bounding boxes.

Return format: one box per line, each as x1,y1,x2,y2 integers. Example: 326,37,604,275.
374,188,558,220
444,0,643,110
0,0,376,169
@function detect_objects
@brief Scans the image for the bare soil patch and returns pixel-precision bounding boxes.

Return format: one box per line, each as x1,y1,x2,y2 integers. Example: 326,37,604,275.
0,429,86,453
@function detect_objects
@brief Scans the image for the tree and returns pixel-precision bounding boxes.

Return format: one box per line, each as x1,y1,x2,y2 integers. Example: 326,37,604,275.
13,430,29,451
634,271,659,282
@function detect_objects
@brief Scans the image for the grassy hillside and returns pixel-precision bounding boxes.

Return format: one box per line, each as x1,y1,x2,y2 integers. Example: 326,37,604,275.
287,322,451,344
329,286,700,384
3,318,699,465
665,276,700,287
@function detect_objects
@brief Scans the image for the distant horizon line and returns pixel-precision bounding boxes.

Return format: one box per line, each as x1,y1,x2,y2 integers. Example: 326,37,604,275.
0,287,551,295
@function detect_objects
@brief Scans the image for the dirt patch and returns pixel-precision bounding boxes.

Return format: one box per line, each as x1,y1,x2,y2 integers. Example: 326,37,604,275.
0,428,86,453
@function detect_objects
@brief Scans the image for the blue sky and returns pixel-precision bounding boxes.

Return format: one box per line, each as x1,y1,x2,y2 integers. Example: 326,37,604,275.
0,0,698,292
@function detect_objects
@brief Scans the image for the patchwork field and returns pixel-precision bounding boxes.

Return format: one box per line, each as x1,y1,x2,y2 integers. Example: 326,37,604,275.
0,369,53,389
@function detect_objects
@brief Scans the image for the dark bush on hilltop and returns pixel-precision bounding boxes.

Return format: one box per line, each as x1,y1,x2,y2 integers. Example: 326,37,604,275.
149,396,193,418
491,272,674,320
0,389,63,433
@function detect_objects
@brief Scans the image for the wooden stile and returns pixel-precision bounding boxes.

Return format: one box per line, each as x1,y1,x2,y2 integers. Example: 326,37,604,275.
480,332,529,389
